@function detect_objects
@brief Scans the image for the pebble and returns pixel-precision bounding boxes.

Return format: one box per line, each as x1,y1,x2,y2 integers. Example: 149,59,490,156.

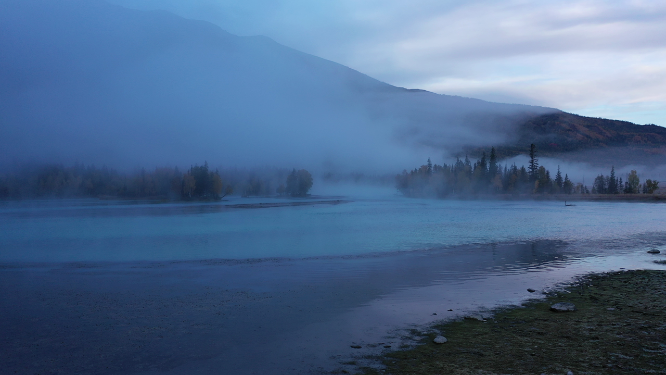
550,302,576,312
647,249,661,254
527,288,536,293
433,336,448,344
567,371,574,375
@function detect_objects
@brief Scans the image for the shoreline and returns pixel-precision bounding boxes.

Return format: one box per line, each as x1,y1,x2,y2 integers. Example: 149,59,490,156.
401,193,666,203
364,269,666,375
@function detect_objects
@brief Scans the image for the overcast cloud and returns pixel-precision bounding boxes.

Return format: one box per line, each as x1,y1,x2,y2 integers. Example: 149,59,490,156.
108,0,666,126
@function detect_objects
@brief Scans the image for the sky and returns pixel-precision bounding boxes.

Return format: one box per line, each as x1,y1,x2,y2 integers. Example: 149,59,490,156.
106,0,666,127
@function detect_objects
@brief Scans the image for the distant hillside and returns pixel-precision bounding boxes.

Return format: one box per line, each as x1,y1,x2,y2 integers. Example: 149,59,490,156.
469,112,666,167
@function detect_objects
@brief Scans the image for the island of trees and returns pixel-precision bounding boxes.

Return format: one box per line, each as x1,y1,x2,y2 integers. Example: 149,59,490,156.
396,144,660,199
0,162,313,200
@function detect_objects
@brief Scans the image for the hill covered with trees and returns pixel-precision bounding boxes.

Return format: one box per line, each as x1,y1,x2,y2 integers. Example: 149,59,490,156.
469,112,666,167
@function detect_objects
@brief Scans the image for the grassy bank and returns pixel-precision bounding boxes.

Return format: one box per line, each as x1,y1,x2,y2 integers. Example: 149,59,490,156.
364,269,666,375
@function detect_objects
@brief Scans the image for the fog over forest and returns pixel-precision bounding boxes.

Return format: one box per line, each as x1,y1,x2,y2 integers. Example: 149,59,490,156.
0,0,558,177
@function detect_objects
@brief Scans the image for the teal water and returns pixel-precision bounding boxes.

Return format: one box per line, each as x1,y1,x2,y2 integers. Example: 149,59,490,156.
1,195,665,262
2,195,666,374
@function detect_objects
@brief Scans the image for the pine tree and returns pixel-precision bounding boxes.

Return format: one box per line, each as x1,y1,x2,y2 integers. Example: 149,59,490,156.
528,144,539,182
554,166,563,192
563,174,573,194
489,147,498,178
608,166,617,194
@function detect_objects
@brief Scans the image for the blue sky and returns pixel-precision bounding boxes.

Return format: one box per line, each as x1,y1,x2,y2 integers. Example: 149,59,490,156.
108,0,666,126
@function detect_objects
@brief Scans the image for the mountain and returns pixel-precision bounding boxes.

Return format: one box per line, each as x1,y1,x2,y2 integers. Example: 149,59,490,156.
0,0,663,172
481,112,666,166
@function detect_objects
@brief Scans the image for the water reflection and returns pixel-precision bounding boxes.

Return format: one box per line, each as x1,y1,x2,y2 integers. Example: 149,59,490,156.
3,237,666,374
2,198,666,374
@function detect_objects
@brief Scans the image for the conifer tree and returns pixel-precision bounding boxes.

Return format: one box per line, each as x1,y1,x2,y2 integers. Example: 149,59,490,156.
528,144,539,182
563,174,573,194
489,147,498,178
554,166,563,191
608,166,617,194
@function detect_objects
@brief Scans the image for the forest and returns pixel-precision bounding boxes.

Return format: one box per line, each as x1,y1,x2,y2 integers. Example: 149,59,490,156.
396,144,659,198
0,163,313,200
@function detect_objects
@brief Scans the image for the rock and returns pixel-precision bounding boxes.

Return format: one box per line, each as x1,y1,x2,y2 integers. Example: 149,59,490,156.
464,314,486,321
527,288,536,293
647,249,661,254
432,312,437,315
550,302,576,312
350,345,362,349
567,371,574,375
433,335,448,344
607,307,616,311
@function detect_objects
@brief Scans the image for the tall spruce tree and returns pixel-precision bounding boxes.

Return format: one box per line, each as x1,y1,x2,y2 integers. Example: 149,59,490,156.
608,166,617,194
489,147,498,178
554,166,563,191
528,144,539,182
563,174,573,194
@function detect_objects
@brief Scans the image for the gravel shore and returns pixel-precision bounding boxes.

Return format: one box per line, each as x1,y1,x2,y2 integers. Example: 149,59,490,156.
365,269,666,375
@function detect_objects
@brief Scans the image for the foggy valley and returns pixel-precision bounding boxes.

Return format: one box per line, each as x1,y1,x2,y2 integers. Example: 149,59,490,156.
2,1,666,374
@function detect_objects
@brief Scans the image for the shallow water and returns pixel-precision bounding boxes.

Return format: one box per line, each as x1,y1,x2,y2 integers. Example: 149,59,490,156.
1,194,666,374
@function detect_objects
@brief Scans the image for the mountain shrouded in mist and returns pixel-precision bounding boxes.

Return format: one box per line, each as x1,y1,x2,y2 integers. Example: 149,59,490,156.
1,0,663,173
0,0,556,173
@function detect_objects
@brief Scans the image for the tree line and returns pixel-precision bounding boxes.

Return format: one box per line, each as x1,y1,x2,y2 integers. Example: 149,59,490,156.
591,167,659,194
0,163,313,200
396,144,659,198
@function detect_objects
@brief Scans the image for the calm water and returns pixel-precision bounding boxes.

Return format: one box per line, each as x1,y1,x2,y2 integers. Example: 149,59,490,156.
1,194,665,262
1,193,666,374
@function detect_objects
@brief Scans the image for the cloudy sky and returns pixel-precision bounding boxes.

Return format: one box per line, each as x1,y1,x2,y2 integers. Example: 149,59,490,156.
108,0,666,127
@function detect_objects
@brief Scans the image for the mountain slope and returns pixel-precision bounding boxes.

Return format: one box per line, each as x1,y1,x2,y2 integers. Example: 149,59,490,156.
0,0,663,172
0,0,555,172
484,112,666,166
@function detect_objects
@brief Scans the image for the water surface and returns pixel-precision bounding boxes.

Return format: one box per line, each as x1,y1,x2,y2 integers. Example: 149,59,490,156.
1,195,665,374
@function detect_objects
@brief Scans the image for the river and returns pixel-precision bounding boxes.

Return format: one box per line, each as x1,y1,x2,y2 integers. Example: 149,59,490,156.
1,191,665,374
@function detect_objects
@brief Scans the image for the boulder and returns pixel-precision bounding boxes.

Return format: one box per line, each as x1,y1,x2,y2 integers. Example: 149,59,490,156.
433,336,448,344
550,302,576,312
